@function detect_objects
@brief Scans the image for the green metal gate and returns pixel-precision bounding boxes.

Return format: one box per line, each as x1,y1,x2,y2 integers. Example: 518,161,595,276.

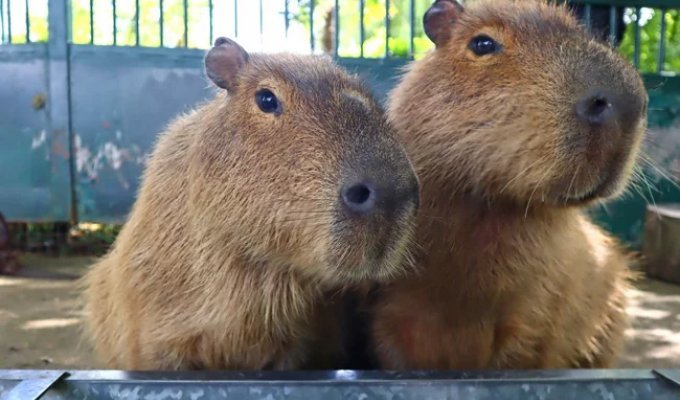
0,0,678,248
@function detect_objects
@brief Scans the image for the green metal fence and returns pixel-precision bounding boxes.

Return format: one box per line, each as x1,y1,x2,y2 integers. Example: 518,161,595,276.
0,0,678,249
0,1,677,75
2,1,678,69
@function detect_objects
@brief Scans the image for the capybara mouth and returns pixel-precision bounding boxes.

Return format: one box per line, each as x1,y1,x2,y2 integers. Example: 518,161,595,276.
560,181,611,205
329,171,419,282
329,214,415,283
558,151,628,205
335,241,404,282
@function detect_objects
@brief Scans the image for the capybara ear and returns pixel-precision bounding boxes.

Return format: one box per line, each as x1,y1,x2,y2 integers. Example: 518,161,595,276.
424,0,464,47
204,37,249,91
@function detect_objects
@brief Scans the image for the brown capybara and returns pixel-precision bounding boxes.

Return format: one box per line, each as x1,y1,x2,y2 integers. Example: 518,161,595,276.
82,37,420,370
371,0,647,369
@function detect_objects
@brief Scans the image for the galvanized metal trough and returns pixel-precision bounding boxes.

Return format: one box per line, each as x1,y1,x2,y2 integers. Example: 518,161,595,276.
1,369,680,400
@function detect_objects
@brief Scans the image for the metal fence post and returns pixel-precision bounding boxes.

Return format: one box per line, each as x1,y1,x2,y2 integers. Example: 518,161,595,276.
47,0,77,224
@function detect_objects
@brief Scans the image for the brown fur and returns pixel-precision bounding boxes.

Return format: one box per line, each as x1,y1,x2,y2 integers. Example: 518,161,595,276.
371,0,648,369
82,41,418,370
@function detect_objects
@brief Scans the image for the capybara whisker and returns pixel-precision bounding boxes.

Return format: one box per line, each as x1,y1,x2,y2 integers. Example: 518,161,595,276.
499,156,548,195
564,164,581,206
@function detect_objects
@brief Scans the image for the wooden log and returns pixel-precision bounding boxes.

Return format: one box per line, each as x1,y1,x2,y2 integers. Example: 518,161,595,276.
643,204,680,284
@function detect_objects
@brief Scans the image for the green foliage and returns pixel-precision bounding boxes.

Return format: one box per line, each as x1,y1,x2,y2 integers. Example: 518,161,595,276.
68,0,213,47
10,222,121,255
619,8,680,73
2,1,678,70
306,0,433,58
29,12,49,41
295,1,679,67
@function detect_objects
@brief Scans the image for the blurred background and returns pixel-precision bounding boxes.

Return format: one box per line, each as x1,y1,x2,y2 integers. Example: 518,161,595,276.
0,0,679,370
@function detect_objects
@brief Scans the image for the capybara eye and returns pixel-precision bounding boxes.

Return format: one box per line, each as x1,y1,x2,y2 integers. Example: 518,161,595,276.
255,89,280,114
469,34,500,56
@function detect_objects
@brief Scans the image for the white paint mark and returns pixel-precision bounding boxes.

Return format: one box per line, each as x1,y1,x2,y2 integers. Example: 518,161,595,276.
188,389,205,400
75,135,94,177
73,133,145,182
103,142,123,170
31,129,47,149
142,388,182,400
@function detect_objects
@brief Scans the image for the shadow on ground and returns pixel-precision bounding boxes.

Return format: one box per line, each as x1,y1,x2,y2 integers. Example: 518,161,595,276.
1,255,679,369
620,278,680,368
0,255,100,369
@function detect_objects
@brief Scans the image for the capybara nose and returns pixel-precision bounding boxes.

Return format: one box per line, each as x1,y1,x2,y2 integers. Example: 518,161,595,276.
575,91,613,126
341,179,419,216
342,182,377,214
575,88,643,130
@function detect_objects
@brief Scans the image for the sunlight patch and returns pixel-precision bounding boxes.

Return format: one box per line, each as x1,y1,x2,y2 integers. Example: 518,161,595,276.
22,318,80,330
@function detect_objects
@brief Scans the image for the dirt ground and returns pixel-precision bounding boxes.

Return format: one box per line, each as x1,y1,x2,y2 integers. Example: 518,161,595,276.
1,255,680,370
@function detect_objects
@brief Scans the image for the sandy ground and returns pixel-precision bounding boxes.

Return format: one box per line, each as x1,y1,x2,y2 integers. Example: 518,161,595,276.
0,255,100,369
1,255,680,369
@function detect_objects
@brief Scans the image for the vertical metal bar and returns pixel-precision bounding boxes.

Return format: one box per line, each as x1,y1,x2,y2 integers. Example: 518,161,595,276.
89,0,94,44
409,0,415,58
112,0,117,45
608,5,617,46
359,0,364,58
158,0,163,47
309,0,314,52
1,0,4,43
135,0,139,45
333,0,338,57
259,0,263,46
384,0,390,57
24,0,29,42
658,8,667,74
183,0,188,47
234,0,238,38
7,0,11,43
209,0,213,46
634,7,641,69
284,0,289,38
47,0,78,223
584,3,591,31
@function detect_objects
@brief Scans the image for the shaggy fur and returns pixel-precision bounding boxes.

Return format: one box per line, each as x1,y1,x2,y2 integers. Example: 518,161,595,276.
371,0,648,369
82,40,418,370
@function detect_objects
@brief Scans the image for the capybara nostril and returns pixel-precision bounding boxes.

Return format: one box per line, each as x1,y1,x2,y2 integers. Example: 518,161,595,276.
576,92,612,125
342,182,376,214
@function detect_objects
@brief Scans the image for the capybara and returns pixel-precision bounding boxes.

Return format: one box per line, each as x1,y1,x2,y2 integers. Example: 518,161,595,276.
371,0,647,369
83,37,419,370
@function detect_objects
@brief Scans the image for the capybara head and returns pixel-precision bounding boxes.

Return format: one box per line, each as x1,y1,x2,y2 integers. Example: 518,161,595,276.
195,38,419,284
392,0,647,206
